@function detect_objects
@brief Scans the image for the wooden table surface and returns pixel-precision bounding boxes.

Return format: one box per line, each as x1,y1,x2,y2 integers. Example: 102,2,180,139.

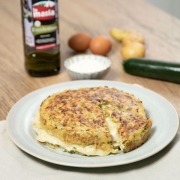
0,0,180,120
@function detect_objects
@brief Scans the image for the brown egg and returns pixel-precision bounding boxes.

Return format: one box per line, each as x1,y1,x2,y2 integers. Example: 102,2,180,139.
68,32,92,52
89,36,112,56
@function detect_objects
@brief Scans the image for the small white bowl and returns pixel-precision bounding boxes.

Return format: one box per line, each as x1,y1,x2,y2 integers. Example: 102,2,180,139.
64,54,111,80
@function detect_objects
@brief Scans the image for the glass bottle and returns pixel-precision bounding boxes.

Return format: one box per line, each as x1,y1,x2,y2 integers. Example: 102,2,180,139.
21,0,60,77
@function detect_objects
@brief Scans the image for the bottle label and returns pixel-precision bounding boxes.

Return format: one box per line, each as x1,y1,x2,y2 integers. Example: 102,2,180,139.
22,0,59,50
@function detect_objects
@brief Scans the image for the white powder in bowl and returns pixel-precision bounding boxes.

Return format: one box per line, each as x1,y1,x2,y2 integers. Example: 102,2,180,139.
68,60,105,73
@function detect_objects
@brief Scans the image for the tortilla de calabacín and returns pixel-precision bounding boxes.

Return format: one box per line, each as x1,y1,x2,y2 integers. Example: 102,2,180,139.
33,86,152,156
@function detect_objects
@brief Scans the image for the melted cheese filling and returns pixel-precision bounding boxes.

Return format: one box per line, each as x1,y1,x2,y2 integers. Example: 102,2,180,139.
105,117,124,149
33,120,113,156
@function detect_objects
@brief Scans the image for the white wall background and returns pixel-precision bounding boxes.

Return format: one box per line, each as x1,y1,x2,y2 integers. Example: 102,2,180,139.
146,0,180,19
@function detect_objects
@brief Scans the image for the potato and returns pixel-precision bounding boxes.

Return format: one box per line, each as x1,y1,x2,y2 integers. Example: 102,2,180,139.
121,42,145,60
109,28,133,42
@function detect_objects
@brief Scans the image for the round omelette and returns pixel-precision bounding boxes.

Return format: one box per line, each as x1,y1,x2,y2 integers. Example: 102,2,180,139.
33,86,152,156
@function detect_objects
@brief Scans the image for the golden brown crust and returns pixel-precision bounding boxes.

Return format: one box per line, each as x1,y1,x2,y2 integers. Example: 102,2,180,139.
38,86,152,155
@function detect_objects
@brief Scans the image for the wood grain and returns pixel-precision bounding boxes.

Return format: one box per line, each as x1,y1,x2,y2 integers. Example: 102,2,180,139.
0,0,180,120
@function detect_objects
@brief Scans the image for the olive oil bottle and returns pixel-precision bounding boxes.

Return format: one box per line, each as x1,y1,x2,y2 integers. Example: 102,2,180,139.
21,0,60,76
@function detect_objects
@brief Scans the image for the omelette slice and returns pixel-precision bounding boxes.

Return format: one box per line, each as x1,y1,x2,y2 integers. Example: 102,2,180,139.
33,86,152,156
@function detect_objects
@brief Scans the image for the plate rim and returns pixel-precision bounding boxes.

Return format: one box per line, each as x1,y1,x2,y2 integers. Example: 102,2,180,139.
6,80,179,168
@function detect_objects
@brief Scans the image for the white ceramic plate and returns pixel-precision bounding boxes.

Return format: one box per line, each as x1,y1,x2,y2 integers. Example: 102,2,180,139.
7,80,179,168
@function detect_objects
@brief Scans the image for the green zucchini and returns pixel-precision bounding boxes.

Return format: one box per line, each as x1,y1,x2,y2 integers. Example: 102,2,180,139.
123,58,180,83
